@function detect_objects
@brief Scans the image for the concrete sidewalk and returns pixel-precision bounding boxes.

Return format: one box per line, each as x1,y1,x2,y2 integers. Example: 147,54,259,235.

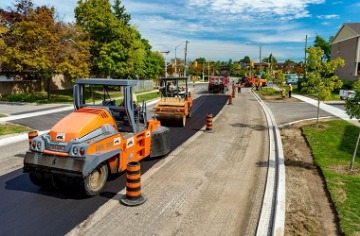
291,94,360,127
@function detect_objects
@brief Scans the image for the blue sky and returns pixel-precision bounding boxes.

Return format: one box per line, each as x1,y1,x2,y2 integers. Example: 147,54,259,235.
1,0,360,63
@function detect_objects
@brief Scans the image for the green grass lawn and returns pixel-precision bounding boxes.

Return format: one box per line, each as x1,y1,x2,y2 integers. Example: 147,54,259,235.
302,120,360,235
137,91,161,102
260,87,281,96
0,123,33,136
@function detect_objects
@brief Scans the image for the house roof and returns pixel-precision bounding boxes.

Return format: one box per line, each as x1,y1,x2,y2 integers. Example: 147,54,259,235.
331,23,360,44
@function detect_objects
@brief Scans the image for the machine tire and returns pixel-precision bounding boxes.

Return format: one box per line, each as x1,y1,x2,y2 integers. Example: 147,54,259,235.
29,172,54,189
29,172,43,186
181,115,186,127
83,163,108,197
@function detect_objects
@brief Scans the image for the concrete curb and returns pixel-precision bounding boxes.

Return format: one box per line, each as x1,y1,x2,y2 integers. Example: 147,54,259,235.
0,130,49,148
253,91,285,236
0,106,74,122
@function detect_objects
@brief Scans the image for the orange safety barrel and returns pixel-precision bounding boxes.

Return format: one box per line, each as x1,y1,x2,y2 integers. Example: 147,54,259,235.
28,131,38,146
120,162,146,206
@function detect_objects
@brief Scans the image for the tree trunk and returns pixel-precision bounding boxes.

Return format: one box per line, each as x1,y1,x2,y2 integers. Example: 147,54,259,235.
350,128,360,170
47,77,51,100
40,78,45,93
316,100,320,127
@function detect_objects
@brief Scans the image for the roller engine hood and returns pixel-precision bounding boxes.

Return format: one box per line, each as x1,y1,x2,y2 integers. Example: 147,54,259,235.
49,107,115,143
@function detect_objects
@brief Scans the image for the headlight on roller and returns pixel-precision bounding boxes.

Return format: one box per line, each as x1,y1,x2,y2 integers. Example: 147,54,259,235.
73,147,78,155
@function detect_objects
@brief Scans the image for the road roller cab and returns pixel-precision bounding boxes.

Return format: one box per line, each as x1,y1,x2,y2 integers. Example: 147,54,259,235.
154,77,193,127
23,78,170,197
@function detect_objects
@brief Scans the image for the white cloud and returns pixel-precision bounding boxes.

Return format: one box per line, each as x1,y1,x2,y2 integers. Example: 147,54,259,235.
1,0,352,62
317,15,340,19
187,0,325,22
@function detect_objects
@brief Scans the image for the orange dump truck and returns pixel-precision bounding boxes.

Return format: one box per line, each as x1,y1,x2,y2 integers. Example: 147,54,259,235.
154,77,193,127
23,79,170,196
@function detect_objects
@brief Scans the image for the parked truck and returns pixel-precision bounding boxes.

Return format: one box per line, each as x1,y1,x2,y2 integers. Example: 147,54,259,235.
154,77,193,127
339,89,355,100
208,75,229,93
23,79,170,196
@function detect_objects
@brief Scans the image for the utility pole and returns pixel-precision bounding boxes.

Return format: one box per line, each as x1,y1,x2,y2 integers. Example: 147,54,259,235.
202,63,205,82
175,42,184,77
207,63,210,80
259,45,262,75
184,40,189,79
304,35,308,79
160,51,170,77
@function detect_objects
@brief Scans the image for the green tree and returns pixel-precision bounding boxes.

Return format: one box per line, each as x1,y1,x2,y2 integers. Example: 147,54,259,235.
230,62,242,77
188,57,206,76
75,0,132,78
56,24,92,81
301,47,344,125
0,24,9,49
126,27,148,79
344,80,360,170
274,70,285,86
75,0,160,79
262,67,271,81
112,0,131,25
145,51,164,80
262,54,277,68
239,56,250,63
1,3,91,97
314,35,332,62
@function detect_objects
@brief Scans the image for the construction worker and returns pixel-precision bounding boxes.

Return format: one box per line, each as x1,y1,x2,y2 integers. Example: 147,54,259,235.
237,82,242,93
288,84,293,98
166,82,172,92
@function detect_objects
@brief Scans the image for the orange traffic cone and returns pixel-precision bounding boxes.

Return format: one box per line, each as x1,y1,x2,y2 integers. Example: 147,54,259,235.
120,162,146,206
206,113,213,131
228,95,233,105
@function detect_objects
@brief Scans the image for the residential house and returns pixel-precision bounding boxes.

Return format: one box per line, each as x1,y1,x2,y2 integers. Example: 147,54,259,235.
331,23,360,81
